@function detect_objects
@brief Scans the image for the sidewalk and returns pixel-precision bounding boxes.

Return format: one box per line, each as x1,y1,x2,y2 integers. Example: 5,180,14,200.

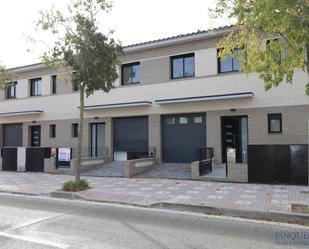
0,171,308,223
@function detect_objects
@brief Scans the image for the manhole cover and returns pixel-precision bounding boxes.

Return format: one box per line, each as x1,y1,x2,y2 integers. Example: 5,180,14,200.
291,204,309,214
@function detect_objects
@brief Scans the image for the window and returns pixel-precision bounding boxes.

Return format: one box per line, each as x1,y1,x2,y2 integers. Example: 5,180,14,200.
179,117,189,124
72,123,78,137
30,78,42,96
171,53,195,79
51,75,57,94
121,62,140,85
49,124,56,138
268,113,282,133
218,49,240,73
266,39,282,64
166,117,175,125
72,72,79,91
194,116,203,123
72,83,79,92
6,81,17,99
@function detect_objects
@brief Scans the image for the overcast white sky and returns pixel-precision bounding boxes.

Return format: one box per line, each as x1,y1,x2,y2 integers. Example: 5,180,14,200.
0,0,231,68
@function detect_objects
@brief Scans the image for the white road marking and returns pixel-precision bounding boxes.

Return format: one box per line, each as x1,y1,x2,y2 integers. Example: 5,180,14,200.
0,231,69,249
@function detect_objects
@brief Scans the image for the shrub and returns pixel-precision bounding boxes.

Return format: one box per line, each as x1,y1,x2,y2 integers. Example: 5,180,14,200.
62,179,89,192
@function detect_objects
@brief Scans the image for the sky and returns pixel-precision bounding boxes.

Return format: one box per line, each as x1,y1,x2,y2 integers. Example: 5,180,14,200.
0,0,231,68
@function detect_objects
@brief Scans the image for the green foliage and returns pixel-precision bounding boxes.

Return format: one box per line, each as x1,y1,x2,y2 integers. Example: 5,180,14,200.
35,0,123,181
0,65,16,89
36,0,123,96
210,0,309,94
62,179,89,192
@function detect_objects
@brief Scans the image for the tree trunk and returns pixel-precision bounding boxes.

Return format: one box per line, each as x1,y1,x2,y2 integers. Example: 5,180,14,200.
305,43,309,95
75,84,85,181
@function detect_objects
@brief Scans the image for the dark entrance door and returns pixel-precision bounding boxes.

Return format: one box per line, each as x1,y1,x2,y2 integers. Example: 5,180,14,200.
113,116,148,159
30,125,41,147
221,116,248,163
162,113,206,163
3,123,23,147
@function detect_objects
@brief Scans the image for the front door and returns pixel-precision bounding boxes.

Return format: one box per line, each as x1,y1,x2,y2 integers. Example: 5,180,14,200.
90,123,105,158
221,116,248,163
30,125,41,147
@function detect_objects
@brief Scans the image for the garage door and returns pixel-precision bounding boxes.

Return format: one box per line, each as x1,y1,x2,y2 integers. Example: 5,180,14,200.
3,123,23,147
162,113,206,163
113,116,148,159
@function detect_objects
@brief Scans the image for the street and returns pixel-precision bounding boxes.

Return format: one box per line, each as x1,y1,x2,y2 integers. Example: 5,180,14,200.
0,193,307,249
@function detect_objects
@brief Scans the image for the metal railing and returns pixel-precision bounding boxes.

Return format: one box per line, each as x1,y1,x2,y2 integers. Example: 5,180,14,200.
70,146,109,159
199,147,213,175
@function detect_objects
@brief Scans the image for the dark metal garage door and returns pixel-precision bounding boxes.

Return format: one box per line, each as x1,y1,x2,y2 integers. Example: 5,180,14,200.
26,147,51,172
162,113,206,163
1,148,17,171
248,144,308,185
113,116,148,159
3,123,23,147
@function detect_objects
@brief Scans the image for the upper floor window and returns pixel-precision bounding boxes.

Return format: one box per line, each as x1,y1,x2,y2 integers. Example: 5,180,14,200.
266,39,282,64
121,62,140,85
72,123,78,137
30,78,42,96
218,49,240,73
49,124,56,138
51,75,57,94
72,72,79,91
6,81,17,99
171,53,195,79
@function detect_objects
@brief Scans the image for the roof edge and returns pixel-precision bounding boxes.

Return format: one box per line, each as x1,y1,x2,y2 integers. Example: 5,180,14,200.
8,25,233,72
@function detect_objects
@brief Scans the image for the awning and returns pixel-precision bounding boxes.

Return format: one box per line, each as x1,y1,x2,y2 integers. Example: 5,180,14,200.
0,110,44,117
155,92,254,105
84,101,152,110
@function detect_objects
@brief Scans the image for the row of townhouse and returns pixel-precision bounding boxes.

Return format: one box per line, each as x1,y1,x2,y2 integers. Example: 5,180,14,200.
0,25,308,183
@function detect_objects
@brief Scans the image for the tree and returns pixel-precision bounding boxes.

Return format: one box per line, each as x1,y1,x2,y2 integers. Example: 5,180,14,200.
0,64,15,88
36,0,122,181
210,0,309,94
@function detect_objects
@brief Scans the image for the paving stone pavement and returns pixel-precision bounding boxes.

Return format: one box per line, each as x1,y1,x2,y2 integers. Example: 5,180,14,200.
134,163,191,179
0,171,308,216
82,162,192,179
82,161,124,177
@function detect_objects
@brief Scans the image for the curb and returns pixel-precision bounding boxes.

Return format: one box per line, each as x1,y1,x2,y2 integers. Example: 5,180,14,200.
50,191,150,207
150,202,309,226
0,190,49,197
50,191,309,226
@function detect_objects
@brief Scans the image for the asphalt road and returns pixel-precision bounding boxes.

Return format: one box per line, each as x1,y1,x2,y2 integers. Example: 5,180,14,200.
0,193,308,249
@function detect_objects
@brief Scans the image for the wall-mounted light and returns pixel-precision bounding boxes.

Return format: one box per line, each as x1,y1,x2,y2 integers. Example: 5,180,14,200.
94,117,99,120
32,120,36,123
230,109,236,112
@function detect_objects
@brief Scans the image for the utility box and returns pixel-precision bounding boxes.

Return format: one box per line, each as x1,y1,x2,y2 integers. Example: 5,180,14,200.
227,148,236,163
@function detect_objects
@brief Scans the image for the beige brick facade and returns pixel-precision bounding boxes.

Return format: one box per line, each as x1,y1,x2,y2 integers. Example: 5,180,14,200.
207,105,309,162
0,27,308,164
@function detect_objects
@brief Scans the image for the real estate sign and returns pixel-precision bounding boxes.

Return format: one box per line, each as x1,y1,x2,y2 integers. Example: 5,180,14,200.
58,147,71,162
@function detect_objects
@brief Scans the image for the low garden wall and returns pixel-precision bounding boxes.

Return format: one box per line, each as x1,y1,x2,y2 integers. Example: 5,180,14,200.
44,157,111,175
123,157,159,177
